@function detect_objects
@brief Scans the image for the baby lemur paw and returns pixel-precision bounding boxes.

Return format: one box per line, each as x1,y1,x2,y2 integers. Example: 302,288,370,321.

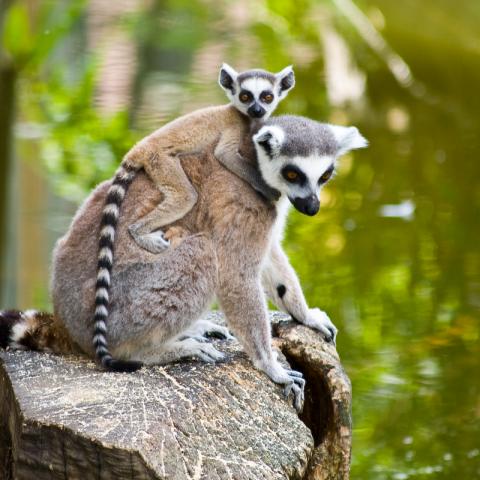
128,224,170,254
304,308,338,345
163,226,190,249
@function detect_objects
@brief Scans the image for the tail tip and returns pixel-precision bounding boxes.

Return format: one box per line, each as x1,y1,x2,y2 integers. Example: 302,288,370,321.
103,357,143,373
0,310,22,348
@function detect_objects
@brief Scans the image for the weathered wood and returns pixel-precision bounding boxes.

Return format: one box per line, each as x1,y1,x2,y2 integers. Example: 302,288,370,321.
0,312,352,479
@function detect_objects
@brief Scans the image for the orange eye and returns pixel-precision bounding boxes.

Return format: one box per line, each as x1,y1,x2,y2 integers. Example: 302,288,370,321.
320,171,332,182
286,171,298,181
263,94,274,103
240,93,250,103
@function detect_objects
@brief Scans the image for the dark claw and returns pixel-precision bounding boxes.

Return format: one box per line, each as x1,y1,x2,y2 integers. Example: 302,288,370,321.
205,331,227,340
293,389,304,412
283,373,306,413
326,328,337,345
292,376,305,388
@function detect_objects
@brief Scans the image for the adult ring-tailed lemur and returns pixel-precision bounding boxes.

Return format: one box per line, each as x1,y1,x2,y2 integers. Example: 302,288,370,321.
1,114,367,411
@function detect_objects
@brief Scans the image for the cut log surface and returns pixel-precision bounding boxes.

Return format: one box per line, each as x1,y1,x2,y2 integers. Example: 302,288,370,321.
0,312,352,480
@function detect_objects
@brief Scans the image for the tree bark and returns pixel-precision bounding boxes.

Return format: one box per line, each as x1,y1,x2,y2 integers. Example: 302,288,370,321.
0,312,352,479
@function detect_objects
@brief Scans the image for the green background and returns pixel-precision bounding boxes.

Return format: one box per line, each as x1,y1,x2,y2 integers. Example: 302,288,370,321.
1,1,479,478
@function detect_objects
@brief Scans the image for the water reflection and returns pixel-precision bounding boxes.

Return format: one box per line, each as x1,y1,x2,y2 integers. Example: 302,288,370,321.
1,0,479,478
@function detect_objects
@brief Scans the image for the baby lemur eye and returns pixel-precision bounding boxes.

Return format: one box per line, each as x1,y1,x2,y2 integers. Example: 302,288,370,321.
286,171,298,181
239,91,252,103
262,93,274,104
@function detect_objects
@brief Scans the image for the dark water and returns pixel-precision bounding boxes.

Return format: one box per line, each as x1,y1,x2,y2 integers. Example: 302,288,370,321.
1,1,479,478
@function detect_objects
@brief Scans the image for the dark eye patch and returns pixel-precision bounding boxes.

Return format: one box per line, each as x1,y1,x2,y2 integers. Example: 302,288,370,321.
318,165,335,184
239,90,253,103
281,165,307,185
260,90,274,104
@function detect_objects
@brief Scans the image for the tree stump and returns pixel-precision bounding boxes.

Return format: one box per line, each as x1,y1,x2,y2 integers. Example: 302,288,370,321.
0,312,352,479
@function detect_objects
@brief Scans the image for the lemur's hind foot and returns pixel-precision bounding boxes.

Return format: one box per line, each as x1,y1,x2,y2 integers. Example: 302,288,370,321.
179,319,234,342
138,337,225,365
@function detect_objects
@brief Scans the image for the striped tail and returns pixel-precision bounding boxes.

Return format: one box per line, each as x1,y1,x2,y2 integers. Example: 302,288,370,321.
93,163,143,372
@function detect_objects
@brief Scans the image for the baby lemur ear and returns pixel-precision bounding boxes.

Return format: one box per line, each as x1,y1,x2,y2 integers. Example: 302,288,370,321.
275,65,295,98
329,125,368,157
253,125,285,159
219,63,239,93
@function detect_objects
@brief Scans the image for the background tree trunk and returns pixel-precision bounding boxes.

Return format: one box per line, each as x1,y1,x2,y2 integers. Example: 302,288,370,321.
0,312,352,479
0,0,16,296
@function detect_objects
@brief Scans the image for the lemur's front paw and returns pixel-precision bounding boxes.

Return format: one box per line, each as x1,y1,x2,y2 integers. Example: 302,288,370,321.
283,370,306,412
260,362,305,412
304,308,338,345
180,319,235,342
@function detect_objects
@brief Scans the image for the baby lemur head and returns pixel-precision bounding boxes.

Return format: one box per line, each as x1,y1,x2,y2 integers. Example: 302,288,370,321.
218,63,295,120
253,115,368,215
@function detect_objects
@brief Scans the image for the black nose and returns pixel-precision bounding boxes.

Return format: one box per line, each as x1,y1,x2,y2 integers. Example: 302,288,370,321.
247,103,266,118
291,195,320,216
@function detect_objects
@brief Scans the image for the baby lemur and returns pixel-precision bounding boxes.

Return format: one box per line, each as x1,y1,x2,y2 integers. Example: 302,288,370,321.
94,64,294,370
1,115,367,411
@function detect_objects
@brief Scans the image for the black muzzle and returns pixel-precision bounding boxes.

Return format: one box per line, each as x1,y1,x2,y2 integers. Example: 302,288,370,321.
247,103,266,118
290,195,320,216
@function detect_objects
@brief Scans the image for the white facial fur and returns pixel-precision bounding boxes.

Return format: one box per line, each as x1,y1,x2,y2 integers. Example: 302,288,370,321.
218,64,295,120
237,77,280,119
253,122,367,204
257,151,335,199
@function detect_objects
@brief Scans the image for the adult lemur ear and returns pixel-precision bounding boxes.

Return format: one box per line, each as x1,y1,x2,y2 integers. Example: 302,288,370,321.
275,65,295,99
218,63,238,93
253,126,285,159
329,125,368,157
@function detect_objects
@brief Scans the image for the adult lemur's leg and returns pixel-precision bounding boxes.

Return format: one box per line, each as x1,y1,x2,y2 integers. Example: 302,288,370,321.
108,234,223,362
262,242,338,343
215,246,305,411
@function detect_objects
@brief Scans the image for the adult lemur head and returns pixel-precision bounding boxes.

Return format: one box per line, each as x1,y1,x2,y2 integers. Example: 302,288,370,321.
252,115,368,214
219,64,295,119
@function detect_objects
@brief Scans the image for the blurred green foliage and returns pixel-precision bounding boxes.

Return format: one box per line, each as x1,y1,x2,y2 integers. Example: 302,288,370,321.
2,0,480,478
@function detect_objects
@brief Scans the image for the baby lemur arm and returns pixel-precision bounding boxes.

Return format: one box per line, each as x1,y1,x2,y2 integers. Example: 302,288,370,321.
262,242,338,343
214,133,280,202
